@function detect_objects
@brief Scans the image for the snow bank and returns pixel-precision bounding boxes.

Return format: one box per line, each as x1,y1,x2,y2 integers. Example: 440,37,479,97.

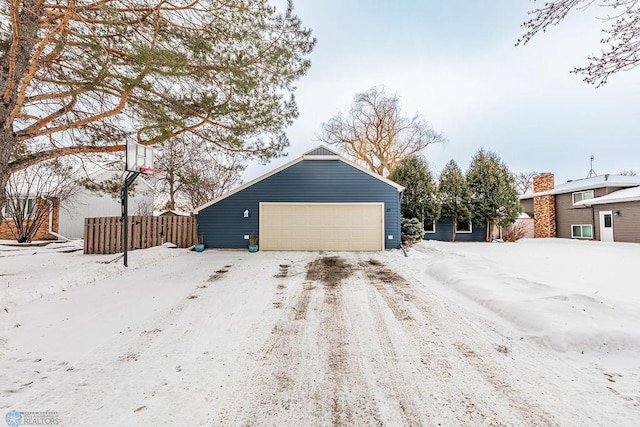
412,239,640,353
0,242,187,308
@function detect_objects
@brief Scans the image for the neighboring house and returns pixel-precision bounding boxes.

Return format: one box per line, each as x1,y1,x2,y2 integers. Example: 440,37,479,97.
513,212,535,238
423,218,487,242
194,146,404,251
489,213,535,241
58,169,155,239
154,210,192,217
0,196,60,241
520,173,640,243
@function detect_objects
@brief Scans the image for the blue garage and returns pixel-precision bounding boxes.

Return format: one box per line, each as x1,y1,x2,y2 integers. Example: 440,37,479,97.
194,146,404,251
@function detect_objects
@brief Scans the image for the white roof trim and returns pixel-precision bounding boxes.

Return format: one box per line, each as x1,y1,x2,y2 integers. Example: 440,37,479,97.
193,150,404,213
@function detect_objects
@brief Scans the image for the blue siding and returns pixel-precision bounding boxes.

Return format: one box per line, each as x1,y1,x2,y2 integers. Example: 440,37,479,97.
424,218,486,242
198,159,401,249
306,147,339,156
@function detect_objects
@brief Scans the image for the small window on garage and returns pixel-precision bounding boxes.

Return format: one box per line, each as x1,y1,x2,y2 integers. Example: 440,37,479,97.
571,224,593,238
457,218,472,233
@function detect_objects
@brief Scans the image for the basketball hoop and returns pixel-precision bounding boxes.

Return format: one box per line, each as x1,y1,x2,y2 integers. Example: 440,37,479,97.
140,167,163,174
126,141,155,173
120,141,161,268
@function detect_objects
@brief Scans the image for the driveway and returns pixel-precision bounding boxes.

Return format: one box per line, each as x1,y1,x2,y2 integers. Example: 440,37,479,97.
213,253,555,425
1,247,636,425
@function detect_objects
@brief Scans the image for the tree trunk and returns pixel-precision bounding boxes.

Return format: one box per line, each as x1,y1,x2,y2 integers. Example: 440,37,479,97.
0,128,16,220
451,221,457,242
486,219,493,242
1,0,44,217
167,170,176,210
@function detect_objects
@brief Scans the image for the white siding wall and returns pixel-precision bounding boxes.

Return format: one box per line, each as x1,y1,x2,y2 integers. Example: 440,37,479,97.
58,171,154,239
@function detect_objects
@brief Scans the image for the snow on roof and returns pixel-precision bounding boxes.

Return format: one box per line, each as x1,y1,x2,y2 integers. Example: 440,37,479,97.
575,185,640,206
153,209,192,216
520,174,640,199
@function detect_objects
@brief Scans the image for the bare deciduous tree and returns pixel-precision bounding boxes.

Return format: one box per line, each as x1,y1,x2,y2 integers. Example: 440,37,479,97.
153,138,193,211
180,154,246,209
154,136,246,210
619,169,638,176
514,171,538,194
133,198,154,216
517,0,640,86
3,160,79,242
317,86,445,177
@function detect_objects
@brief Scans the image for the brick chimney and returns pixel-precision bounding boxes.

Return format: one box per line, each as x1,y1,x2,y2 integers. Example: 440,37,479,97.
533,173,556,238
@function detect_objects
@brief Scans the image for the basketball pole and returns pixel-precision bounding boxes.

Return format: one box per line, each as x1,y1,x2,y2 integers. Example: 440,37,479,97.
121,171,140,267
111,141,155,267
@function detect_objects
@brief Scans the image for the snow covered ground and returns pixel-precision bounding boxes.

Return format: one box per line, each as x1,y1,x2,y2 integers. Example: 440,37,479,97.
1,238,639,425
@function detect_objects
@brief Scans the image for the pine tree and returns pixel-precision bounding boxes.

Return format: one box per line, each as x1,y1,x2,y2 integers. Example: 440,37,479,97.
400,218,425,246
0,0,316,219
466,149,520,241
438,160,471,241
389,155,440,228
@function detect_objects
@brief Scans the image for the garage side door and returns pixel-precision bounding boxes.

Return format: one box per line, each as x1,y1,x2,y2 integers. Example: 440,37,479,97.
260,203,384,251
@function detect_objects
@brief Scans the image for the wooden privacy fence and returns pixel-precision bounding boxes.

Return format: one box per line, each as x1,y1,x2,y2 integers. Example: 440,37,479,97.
84,215,198,254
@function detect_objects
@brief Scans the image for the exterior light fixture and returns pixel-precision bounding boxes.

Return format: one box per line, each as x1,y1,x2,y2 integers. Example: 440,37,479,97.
244,209,249,218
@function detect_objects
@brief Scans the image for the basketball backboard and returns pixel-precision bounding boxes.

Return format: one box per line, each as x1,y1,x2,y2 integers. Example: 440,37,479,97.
126,141,154,173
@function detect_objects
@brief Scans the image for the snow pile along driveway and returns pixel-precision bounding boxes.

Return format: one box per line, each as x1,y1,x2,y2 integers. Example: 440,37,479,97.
413,239,640,354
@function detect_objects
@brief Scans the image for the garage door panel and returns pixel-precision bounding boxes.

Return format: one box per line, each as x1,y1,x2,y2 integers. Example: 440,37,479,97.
260,203,383,251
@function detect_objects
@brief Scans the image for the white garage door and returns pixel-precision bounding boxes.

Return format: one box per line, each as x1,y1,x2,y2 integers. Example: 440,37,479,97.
259,203,384,251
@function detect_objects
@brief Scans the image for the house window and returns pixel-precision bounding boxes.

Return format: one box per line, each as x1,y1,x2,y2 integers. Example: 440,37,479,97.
2,197,36,220
572,190,594,205
424,220,436,233
456,218,472,233
571,224,593,239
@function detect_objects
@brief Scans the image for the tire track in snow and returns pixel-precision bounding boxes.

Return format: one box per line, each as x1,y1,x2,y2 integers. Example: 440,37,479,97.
361,255,557,426
310,256,384,426
359,267,431,425
215,256,384,426
293,282,314,320
214,263,309,426
361,258,501,425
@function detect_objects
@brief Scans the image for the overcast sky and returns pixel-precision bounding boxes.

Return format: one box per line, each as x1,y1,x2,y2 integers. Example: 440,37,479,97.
246,0,640,185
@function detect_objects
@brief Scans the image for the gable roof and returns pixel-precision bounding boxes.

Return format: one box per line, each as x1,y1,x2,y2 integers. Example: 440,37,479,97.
193,145,404,213
304,145,340,156
520,174,640,200
575,185,640,206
